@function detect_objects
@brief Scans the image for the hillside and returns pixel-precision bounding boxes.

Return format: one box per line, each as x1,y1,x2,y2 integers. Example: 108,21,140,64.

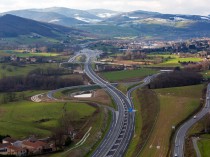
0,14,83,38
1,10,87,26
1,7,120,25
86,9,120,18
34,7,102,23
86,10,210,40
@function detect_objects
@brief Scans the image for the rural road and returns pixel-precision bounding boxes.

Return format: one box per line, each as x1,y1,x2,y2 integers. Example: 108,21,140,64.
173,83,210,157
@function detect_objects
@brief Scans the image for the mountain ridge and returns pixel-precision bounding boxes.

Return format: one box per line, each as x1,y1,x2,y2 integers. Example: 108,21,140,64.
0,14,84,38
1,8,210,40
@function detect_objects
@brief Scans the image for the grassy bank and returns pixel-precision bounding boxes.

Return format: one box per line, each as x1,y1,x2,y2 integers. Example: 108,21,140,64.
140,84,203,157
126,89,159,157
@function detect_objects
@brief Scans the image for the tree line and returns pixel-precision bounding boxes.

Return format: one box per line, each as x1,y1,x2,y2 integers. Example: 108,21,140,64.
0,68,83,92
28,67,72,76
149,71,203,89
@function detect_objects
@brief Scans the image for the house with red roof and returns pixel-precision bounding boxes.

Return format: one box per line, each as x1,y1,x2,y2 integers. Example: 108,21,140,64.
22,140,48,155
0,136,55,156
7,145,26,156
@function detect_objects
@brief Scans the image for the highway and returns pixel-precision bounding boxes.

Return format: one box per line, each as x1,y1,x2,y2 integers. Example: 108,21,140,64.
173,83,210,157
48,50,132,157
31,48,209,157
127,74,160,104
81,51,160,157
84,56,134,157
49,50,159,157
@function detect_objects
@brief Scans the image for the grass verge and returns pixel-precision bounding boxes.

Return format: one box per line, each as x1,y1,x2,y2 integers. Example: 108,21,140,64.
125,89,159,157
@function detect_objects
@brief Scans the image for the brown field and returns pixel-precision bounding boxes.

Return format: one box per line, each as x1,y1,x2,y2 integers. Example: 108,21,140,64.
140,85,203,157
77,89,114,107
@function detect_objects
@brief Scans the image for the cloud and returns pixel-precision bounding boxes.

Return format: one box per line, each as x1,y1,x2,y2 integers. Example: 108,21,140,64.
0,0,209,15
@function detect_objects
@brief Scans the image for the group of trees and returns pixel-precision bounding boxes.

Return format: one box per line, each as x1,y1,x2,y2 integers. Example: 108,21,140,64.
90,42,119,53
184,60,210,72
116,51,147,60
0,68,83,92
149,70,203,89
52,106,80,149
29,68,72,76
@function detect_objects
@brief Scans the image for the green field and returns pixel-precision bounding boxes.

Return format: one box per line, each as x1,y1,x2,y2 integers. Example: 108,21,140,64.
140,84,203,157
0,50,59,57
148,54,202,67
0,90,47,103
0,63,58,78
0,100,96,139
101,68,157,82
160,57,202,66
198,139,210,157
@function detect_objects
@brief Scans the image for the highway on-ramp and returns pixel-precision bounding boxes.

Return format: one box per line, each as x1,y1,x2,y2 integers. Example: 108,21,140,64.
173,83,210,157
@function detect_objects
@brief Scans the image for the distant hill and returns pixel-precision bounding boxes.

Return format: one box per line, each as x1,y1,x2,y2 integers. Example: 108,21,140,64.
2,8,210,40
94,10,210,40
104,10,210,24
33,7,102,23
86,9,120,18
0,14,83,38
104,10,160,23
1,10,87,26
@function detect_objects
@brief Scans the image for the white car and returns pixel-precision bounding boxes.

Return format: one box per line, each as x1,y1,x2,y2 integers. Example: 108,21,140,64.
174,153,178,157
193,115,197,119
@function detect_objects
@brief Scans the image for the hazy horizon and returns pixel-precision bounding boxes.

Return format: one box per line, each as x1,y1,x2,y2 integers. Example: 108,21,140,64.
0,0,209,16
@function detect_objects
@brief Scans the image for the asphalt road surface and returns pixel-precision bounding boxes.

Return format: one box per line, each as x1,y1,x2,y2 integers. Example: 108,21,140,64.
173,83,210,157
84,56,134,157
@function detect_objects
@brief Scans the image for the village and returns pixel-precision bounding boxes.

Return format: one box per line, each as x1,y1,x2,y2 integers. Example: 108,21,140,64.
0,136,55,156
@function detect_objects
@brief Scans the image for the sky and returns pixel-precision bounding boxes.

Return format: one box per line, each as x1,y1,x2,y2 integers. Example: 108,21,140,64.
0,0,210,15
